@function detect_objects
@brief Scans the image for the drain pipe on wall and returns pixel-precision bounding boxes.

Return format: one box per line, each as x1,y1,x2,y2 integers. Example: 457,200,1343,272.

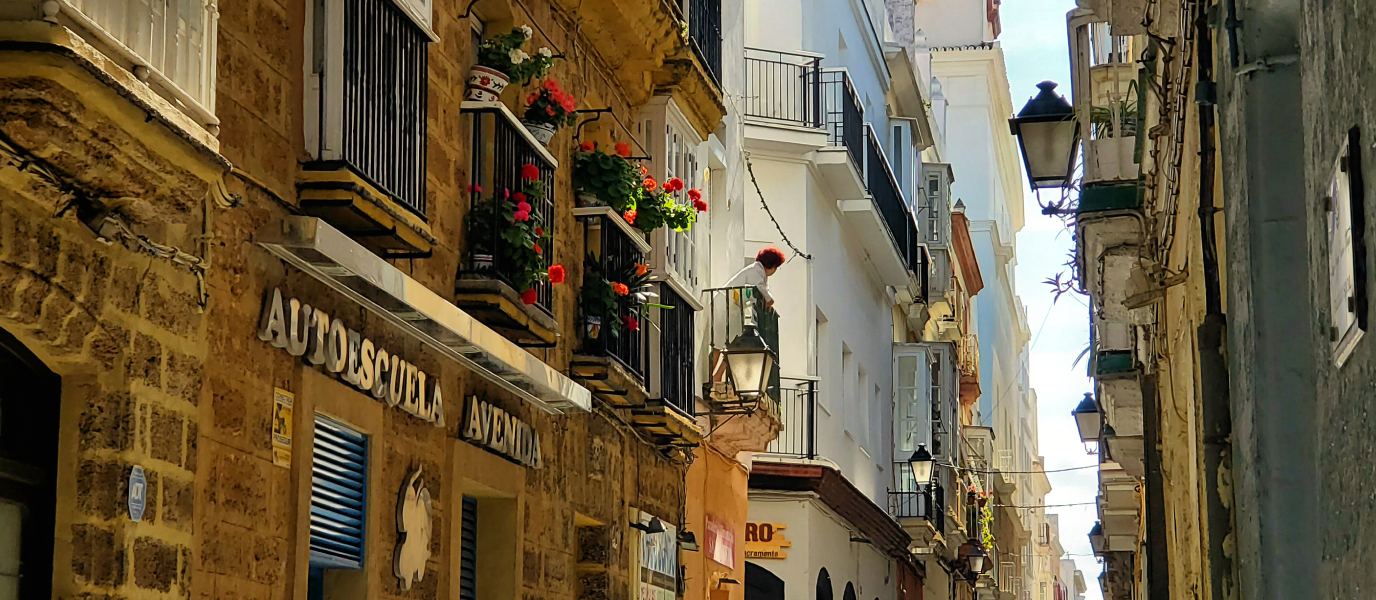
1194,5,1238,600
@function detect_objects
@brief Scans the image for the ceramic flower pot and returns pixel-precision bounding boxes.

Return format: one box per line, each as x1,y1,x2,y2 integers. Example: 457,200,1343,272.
584,316,602,340
465,66,509,102
524,122,557,145
472,253,494,271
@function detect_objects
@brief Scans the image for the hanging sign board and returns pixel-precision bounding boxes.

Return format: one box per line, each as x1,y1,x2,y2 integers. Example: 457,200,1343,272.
703,513,735,569
271,388,294,468
744,522,789,559
127,466,147,522
636,512,677,600
461,396,543,468
258,288,444,427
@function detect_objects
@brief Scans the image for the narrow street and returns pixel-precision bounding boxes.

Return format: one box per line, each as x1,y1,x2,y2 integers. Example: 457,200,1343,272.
0,0,1343,599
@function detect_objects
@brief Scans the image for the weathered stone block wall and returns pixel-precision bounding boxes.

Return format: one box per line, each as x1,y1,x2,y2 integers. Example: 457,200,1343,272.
206,0,690,599
0,136,206,598
1300,1,1376,597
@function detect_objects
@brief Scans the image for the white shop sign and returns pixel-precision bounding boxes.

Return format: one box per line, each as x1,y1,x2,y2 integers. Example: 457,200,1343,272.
258,288,445,426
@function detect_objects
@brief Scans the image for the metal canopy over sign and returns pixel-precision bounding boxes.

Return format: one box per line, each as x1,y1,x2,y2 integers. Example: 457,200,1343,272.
127,466,147,522
257,217,591,414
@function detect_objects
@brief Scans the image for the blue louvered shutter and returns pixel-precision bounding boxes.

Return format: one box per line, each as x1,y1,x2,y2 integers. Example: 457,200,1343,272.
310,415,368,569
459,496,478,600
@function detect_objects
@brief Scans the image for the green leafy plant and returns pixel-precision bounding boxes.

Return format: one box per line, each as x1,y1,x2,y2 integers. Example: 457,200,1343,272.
625,175,703,234
476,26,555,85
573,144,639,211
579,259,669,340
464,168,563,303
1090,80,1139,138
523,79,578,128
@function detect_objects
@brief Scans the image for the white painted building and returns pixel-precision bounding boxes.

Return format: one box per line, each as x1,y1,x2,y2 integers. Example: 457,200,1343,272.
730,0,935,598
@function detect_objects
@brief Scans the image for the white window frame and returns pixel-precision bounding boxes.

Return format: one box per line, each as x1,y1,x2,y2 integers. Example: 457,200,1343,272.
303,0,437,160
1328,132,1365,366
639,97,706,298
62,0,221,131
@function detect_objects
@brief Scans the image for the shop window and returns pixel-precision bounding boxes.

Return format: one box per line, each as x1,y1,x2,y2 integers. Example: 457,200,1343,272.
308,415,368,599
459,496,478,600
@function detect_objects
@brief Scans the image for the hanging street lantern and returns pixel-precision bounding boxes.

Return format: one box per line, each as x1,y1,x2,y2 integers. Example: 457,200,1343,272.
1009,81,1080,190
1089,522,1106,555
967,544,986,574
908,444,935,487
724,325,776,399
1072,392,1101,442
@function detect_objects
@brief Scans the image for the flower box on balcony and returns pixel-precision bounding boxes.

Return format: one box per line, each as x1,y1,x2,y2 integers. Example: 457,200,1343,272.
455,101,560,347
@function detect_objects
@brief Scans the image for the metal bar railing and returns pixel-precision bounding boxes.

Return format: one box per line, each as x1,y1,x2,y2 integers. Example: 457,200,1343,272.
658,284,696,415
744,48,823,127
464,108,558,314
820,70,864,170
865,126,924,276
338,0,428,215
764,378,816,458
686,0,723,84
886,483,945,533
576,212,648,380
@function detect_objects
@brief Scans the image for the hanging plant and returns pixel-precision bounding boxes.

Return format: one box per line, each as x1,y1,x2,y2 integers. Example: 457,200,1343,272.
630,175,703,234
466,25,555,101
522,79,578,145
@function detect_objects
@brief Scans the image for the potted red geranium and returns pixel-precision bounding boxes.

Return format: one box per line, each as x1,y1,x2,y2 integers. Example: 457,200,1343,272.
522,79,577,145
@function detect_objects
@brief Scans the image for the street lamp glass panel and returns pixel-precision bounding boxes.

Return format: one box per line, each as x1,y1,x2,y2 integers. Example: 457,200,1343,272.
908,444,935,485
1072,393,1101,442
1089,522,1106,554
725,325,775,396
1009,81,1080,189
1017,120,1078,187
968,546,985,573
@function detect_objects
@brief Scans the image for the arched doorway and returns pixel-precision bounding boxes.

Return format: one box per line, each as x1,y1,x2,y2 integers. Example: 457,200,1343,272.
843,582,857,600
816,568,833,600
745,562,784,600
0,328,60,598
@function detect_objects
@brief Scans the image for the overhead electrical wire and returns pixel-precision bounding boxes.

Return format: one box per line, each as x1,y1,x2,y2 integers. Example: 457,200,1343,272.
744,153,813,261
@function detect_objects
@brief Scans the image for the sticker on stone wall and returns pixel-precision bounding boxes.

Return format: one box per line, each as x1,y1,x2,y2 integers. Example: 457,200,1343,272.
272,388,294,468
394,466,433,590
128,465,147,522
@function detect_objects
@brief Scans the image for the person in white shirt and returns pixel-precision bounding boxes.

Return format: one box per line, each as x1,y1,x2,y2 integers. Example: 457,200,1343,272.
723,247,785,309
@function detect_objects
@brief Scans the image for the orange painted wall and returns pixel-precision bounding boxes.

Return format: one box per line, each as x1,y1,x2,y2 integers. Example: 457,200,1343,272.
684,445,751,600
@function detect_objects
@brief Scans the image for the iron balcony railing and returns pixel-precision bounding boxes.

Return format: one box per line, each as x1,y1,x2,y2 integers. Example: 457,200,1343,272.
576,211,649,381
329,0,428,215
463,106,558,314
657,284,696,415
703,285,781,405
763,378,817,458
864,125,924,277
887,485,945,534
820,70,864,170
744,48,823,127
685,0,723,84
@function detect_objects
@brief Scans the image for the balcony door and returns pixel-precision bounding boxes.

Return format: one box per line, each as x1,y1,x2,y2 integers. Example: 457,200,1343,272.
892,343,931,493
0,329,61,600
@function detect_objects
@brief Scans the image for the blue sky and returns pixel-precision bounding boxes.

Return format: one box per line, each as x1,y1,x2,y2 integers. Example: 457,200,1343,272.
999,0,1105,597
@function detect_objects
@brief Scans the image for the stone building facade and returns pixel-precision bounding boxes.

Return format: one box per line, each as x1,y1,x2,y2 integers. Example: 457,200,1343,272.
0,1,753,600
